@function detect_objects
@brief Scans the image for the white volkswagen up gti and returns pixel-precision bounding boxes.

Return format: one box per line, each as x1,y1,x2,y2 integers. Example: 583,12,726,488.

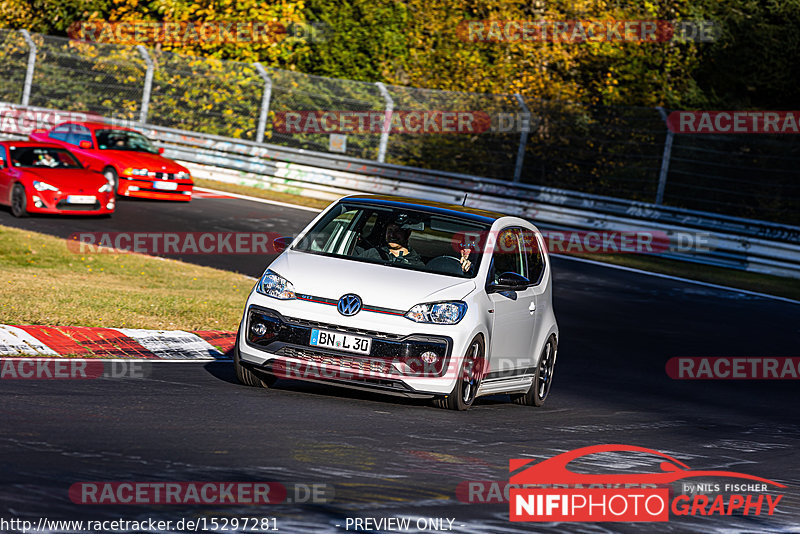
235,195,559,410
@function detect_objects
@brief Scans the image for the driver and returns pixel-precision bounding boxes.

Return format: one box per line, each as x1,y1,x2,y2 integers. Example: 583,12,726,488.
36,152,59,167
360,223,424,267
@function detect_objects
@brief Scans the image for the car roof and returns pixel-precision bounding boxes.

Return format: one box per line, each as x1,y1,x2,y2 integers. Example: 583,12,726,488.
341,194,509,224
58,121,136,133
0,140,66,148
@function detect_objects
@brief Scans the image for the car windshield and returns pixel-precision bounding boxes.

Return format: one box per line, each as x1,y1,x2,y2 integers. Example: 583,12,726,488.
9,146,82,168
292,202,490,278
95,130,158,153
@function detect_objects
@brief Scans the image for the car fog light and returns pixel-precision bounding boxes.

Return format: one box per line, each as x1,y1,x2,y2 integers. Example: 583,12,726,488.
106,201,115,210
32,195,43,208
251,322,267,336
420,351,438,364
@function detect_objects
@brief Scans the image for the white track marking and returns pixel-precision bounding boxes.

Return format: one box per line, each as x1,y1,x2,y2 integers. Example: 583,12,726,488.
0,325,58,356
553,254,800,305
194,186,323,212
115,328,225,360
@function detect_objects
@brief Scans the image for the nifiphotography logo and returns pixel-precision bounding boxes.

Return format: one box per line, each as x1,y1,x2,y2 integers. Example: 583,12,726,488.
509,444,785,522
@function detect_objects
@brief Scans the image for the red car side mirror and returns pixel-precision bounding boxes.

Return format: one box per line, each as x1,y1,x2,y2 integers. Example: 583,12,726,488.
79,140,93,149
158,147,165,154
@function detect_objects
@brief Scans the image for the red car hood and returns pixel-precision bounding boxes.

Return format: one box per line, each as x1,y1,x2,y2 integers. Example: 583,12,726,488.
100,151,188,173
21,168,108,192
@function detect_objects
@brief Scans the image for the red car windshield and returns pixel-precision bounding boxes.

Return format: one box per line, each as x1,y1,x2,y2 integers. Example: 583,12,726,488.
9,146,82,169
95,130,159,154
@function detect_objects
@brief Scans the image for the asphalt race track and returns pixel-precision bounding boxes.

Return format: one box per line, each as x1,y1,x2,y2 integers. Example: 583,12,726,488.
1,193,798,533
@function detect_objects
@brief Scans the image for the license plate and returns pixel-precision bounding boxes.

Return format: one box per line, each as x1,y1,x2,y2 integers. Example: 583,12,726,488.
66,195,96,204
153,181,178,190
309,329,371,355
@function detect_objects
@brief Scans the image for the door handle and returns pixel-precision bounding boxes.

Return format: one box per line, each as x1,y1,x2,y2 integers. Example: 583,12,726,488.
529,302,536,313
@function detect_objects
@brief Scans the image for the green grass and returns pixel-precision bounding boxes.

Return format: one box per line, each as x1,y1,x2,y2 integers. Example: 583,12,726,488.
197,179,800,302
0,225,253,331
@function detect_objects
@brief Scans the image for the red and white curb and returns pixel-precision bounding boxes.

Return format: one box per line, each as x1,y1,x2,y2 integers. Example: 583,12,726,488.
0,325,235,360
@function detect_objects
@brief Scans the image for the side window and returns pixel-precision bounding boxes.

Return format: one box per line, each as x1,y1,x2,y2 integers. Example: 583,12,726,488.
65,125,92,147
49,124,71,142
307,208,359,253
522,229,545,284
490,227,526,284
0,147,6,167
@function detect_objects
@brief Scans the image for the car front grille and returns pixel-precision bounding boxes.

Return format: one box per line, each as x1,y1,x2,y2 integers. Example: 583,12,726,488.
247,306,452,377
280,347,396,374
55,201,101,211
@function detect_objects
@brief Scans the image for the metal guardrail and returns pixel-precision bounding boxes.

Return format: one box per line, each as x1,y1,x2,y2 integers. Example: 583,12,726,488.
1,102,799,278
137,123,800,278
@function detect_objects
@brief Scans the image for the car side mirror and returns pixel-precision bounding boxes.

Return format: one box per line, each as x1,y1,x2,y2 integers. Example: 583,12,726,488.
158,147,165,155
488,271,530,293
79,140,93,149
273,236,293,253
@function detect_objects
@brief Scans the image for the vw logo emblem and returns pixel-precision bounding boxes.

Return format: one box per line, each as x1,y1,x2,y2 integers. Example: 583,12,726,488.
337,294,362,316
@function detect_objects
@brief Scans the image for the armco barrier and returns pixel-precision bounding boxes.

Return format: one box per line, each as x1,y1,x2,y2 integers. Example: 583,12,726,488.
1,102,799,279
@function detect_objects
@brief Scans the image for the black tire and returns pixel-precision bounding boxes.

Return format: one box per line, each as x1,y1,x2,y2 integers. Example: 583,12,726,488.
10,183,28,217
511,336,557,407
233,337,276,388
434,336,485,411
103,167,119,195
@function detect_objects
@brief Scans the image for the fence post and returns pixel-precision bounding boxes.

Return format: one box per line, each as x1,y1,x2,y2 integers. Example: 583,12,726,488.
655,106,673,205
20,30,36,106
513,94,530,183
375,82,393,163
136,46,154,124
253,63,272,144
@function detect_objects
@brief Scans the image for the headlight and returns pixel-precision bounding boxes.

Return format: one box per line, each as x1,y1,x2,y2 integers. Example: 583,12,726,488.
98,183,112,193
33,181,58,192
256,269,296,300
405,301,467,324
123,168,149,176
176,171,191,180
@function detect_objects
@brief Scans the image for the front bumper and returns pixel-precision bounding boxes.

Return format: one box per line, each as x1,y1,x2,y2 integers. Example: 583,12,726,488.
118,178,193,201
239,305,460,395
26,191,115,215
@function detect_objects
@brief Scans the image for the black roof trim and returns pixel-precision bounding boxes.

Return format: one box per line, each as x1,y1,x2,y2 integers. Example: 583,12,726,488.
341,194,507,223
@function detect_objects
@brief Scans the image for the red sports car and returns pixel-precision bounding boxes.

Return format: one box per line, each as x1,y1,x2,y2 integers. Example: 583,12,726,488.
30,122,193,201
0,141,115,217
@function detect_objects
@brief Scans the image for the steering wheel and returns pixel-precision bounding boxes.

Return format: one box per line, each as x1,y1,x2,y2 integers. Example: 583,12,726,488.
426,255,467,275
